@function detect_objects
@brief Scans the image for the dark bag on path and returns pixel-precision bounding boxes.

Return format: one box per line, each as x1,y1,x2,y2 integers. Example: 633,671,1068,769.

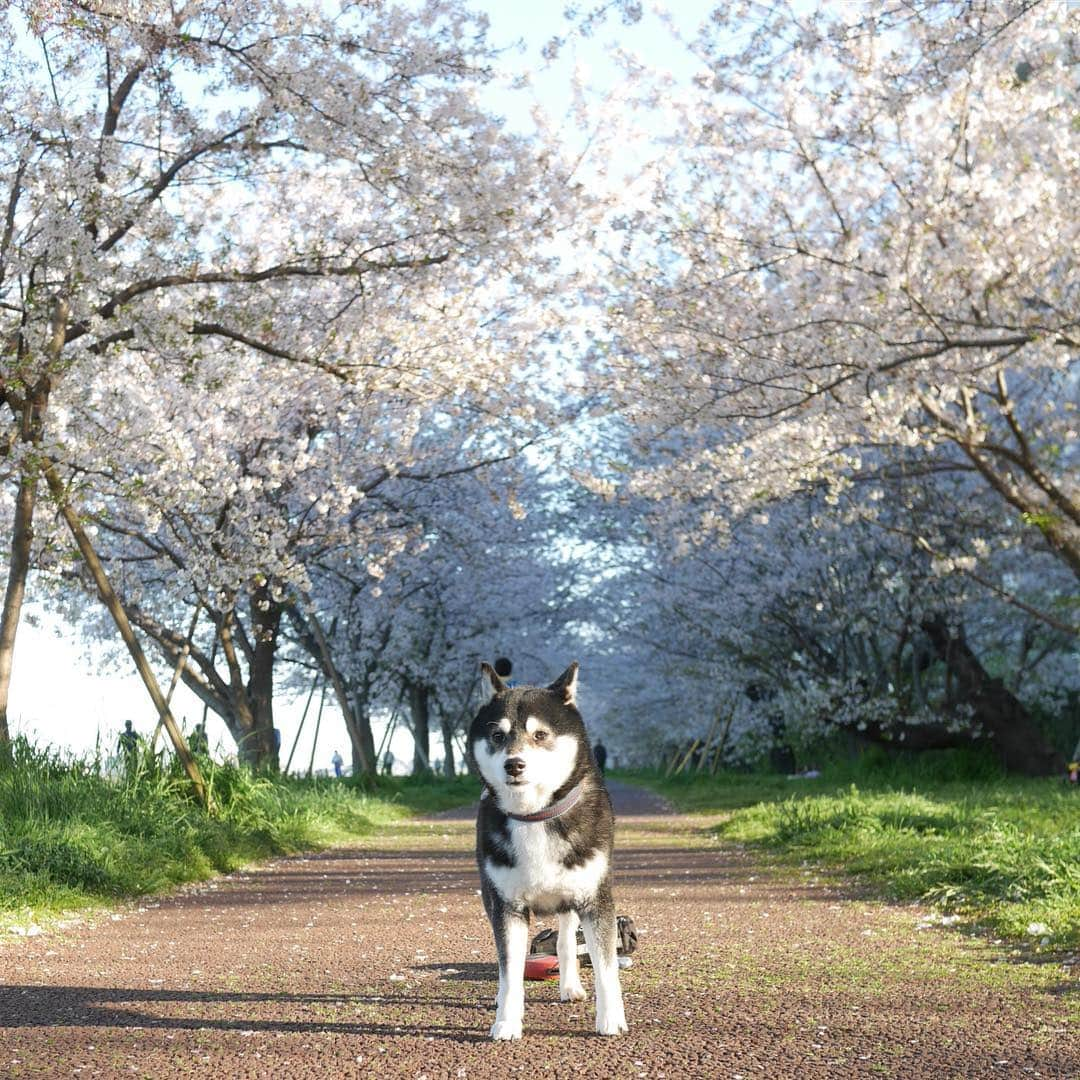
529,916,638,960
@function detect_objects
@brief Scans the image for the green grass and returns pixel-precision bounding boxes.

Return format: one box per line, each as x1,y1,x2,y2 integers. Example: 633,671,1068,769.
619,755,1080,949
0,739,477,929
355,772,481,815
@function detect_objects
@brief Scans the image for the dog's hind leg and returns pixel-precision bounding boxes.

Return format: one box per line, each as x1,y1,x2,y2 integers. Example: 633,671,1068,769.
558,909,586,1002
491,908,529,1040
580,891,627,1036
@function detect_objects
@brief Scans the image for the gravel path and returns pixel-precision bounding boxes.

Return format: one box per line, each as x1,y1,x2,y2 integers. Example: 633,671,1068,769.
0,785,1075,1078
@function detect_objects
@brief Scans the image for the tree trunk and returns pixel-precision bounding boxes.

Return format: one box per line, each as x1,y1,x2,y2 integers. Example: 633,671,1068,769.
921,615,1065,776
0,469,36,752
248,583,281,771
440,715,456,778
409,682,431,775
349,681,377,779
0,297,67,755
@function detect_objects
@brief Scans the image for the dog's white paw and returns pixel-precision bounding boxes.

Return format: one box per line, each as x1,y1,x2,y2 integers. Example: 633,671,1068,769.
595,1009,628,1036
490,1020,523,1041
559,980,587,1003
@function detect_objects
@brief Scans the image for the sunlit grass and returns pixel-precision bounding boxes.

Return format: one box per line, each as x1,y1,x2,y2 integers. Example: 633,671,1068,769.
0,739,476,927
620,758,1080,949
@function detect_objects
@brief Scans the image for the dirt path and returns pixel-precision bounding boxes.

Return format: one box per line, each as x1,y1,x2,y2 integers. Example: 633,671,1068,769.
1,785,1075,1079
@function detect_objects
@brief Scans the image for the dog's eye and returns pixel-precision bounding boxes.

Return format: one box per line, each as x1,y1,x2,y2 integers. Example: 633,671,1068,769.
490,730,505,745
534,730,548,742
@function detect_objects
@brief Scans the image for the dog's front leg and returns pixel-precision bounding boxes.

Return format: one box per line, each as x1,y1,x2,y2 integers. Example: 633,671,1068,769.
557,909,586,1002
580,893,627,1036
491,908,529,1040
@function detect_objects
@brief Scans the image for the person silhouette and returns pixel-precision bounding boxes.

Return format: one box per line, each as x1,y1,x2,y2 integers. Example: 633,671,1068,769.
189,722,209,755
118,719,139,757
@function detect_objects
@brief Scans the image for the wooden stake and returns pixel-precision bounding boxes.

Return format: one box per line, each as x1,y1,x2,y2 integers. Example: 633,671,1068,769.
674,739,701,776
664,742,684,778
307,682,327,779
285,674,320,775
711,706,736,775
45,463,209,808
695,713,722,774
150,603,202,753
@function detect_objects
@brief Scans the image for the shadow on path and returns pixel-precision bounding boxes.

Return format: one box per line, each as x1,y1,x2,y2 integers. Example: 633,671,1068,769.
0,983,492,1042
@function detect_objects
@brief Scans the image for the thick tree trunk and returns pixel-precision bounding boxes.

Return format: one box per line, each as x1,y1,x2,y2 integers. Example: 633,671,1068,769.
921,615,1066,776
409,682,431,775
0,297,66,755
348,682,377,779
0,470,36,752
248,584,281,771
440,716,456,778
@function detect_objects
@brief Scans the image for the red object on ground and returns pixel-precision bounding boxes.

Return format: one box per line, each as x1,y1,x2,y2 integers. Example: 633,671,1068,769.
524,953,559,980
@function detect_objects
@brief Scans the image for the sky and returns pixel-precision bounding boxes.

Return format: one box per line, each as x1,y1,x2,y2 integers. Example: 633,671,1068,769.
6,0,716,772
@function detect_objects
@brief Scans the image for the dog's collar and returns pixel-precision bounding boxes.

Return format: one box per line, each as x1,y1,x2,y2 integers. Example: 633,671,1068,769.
484,782,585,823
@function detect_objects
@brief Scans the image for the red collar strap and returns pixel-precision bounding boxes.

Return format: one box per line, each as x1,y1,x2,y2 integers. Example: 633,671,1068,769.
484,782,585,823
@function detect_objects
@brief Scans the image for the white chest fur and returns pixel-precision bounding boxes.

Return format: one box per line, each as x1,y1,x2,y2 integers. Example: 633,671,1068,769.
484,821,608,913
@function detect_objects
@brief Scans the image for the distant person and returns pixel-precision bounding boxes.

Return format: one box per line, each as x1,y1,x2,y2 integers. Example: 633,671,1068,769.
117,720,140,766
594,740,608,775
382,750,395,775
331,750,344,778
189,722,209,755
493,656,516,687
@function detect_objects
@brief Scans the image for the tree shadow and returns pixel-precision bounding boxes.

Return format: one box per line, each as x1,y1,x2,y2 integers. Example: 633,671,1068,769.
0,983,502,1042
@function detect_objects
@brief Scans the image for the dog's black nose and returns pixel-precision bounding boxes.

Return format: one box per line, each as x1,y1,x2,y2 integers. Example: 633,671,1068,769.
504,757,525,777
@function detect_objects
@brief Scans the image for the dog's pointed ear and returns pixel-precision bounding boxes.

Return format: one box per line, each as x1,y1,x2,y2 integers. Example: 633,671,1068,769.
547,661,579,706
480,661,507,700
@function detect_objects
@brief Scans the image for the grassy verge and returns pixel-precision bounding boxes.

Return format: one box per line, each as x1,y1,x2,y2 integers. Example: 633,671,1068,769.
618,757,1080,950
0,740,478,930
359,772,481,816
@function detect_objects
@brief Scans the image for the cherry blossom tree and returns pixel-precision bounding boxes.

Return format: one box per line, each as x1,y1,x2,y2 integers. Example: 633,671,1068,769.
49,291,582,769
577,461,1076,772
0,0,581,752
300,456,593,776
578,1,1077,772
602,1,1077,575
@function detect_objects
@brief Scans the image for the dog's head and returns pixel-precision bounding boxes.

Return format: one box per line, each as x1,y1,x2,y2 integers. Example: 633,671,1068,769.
469,662,589,815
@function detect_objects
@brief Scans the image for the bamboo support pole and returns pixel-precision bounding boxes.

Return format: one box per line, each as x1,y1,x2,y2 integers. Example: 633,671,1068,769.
695,713,722,774
45,463,209,808
711,706,736,775
307,683,327,779
664,742,685,778
674,738,701,776
150,603,202,753
285,674,320,775
375,711,398,767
